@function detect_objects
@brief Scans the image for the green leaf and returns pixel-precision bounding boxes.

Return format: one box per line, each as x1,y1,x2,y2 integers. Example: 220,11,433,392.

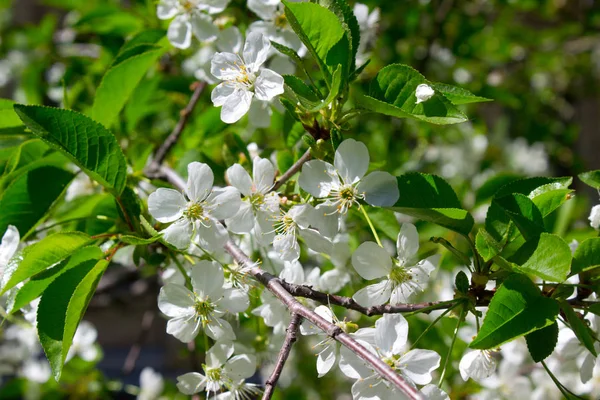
361,64,468,125
475,173,522,205
579,170,600,190
119,29,166,53
0,166,74,239
272,41,313,80
318,0,360,72
14,105,128,195
367,208,400,240
525,322,558,362
431,83,492,105
470,274,559,349
476,228,504,262
0,99,23,129
559,300,598,357
308,65,343,112
455,271,469,294
37,258,109,380
495,194,545,241
388,172,474,235
586,302,600,317
509,233,572,282
9,246,103,313
283,0,348,84
531,189,573,217
0,231,92,295
283,75,322,109
120,234,161,245
494,177,572,199
92,45,165,127
572,238,600,275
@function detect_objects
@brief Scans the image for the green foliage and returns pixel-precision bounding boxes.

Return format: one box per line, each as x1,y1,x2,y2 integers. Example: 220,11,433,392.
571,238,600,275
455,271,469,294
559,300,598,357
525,322,558,362
388,172,474,235
318,0,360,73
470,274,559,350
579,170,600,189
430,83,492,105
0,232,92,295
120,234,162,245
14,105,128,196
37,258,109,380
509,233,572,282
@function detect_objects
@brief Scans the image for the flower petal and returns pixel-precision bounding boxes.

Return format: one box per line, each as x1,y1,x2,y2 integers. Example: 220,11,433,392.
167,314,201,342
396,223,419,263
248,99,272,128
148,188,186,223
221,88,253,124
176,372,206,395
273,234,300,262
400,349,441,385
253,157,275,193
216,26,243,53
167,15,192,49
161,218,193,249
206,340,234,368
351,241,392,280
196,219,229,249
219,288,249,313
339,339,376,379
0,225,19,267
190,12,218,42
298,160,337,198
352,281,392,308
375,314,409,357
191,260,224,299
187,162,214,202
208,186,242,220
157,0,179,19
226,164,253,196
225,202,255,234
316,342,337,377
421,384,449,400
254,68,284,101
334,139,369,184
458,350,496,382
158,284,195,317
224,354,257,380
358,170,399,207
301,228,333,255
243,31,270,72
206,317,235,341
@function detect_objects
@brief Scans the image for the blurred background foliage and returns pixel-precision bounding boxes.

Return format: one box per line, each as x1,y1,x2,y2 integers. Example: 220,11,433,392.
1,0,600,398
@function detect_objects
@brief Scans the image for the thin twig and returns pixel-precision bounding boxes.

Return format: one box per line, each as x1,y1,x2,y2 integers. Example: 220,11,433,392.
262,313,303,400
122,310,156,375
148,81,206,172
270,149,312,192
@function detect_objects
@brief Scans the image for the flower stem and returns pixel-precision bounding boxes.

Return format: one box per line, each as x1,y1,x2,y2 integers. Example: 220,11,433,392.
171,254,192,290
541,360,585,399
438,305,465,386
359,204,382,247
402,299,459,318
409,303,459,350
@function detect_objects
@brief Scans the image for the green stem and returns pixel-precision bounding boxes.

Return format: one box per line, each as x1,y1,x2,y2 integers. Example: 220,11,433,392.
438,306,465,386
359,204,382,247
171,254,192,290
402,299,460,318
430,237,471,265
462,233,480,272
541,360,585,399
410,304,457,350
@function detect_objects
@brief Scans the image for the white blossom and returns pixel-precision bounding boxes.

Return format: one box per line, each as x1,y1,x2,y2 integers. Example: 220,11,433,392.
299,139,399,216
351,223,438,307
148,162,240,249
589,204,600,230
459,349,497,382
415,83,435,104
353,3,380,66
138,367,164,400
211,32,284,123
158,261,249,342
66,320,99,362
157,0,226,49
176,341,256,396
0,225,19,283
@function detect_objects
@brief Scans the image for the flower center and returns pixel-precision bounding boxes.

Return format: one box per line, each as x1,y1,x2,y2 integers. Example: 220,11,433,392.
249,192,265,209
233,63,256,87
273,212,297,236
388,264,411,285
274,12,287,29
194,299,215,321
328,183,363,214
184,202,205,221
179,0,197,12
205,366,222,382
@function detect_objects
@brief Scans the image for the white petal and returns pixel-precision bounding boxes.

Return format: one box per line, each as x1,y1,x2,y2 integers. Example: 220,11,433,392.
191,261,224,299
190,12,218,42
312,204,340,239
158,284,195,317
248,99,272,128
167,314,201,342
208,186,242,219
157,0,178,19
253,157,276,193
247,0,278,20
224,354,257,380
396,223,419,262
187,162,214,202
358,171,400,207
399,349,441,385
161,219,193,249
227,164,253,196
254,69,284,101
389,283,414,305
216,26,243,53
334,139,369,184
221,88,253,124
351,241,392,280
211,82,236,107
352,281,392,308
206,317,235,341
225,202,255,234
279,261,305,284
421,385,449,400
176,372,206,395
301,228,333,255
338,339,376,379
273,234,300,262
219,288,249,313
375,314,409,357
415,83,435,104
0,225,19,267
298,160,337,198
196,219,229,249
458,350,496,382
243,31,270,72
352,377,399,400
211,52,242,81
167,15,192,49
319,269,350,293
206,340,234,368
199,0,229,14
581,352,596,383
316,342,337,377
148,188,186,223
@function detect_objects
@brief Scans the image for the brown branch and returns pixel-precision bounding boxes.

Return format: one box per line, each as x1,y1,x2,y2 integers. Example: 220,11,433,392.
148,81,206,172
122,310,155,375
262,313,303,400
270,149,311,191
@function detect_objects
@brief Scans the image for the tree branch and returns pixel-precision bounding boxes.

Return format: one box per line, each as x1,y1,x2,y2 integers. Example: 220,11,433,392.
262,313,303,400
270,149,312,192
148,81,206,172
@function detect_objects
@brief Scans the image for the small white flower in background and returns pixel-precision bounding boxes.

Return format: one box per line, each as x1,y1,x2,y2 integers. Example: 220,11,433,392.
351,223,439,307
353,3,380,66
506,137,549,176
158,260,249,342
148,162,241,249
339,314,441,398
589,204,600,230
476,359,532,400
0,225,19,282
317,234,352,293
298,139,399,215
225,157,280,234
459,349,497,382
157,0,226,49
421,384,450,400
415,83,435,104
138,367,164,400
20,359,51,384
569,239,579,254
176,341,256,396
66,320,99,362
211,32,284,124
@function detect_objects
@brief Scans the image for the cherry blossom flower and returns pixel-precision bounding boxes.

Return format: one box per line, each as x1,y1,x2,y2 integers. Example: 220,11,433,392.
66,321,98,362
211,32,284,123
158,261,249,342
351,223,439,307
157,0,226,48
225,157,280,234
0,225,19,283
589,204,600,230
148,162,240,249
415,83,435,104
353,3,380,65
298,139,399,215
138,367,164,400
176,341,256,396
459,349,497,382
339,314,441,398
